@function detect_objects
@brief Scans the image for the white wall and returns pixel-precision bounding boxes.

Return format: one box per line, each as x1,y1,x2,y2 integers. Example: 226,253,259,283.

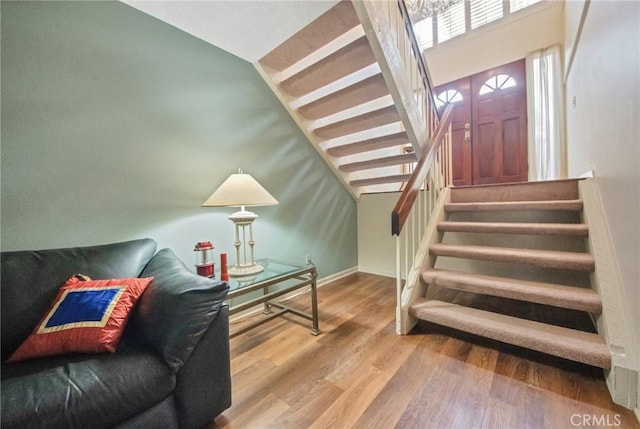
357,192,399,278
564,0,640,412
425,2,564,86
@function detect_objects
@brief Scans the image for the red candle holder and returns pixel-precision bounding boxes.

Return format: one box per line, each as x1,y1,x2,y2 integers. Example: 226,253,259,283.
220,253,229,282
194,241,215,277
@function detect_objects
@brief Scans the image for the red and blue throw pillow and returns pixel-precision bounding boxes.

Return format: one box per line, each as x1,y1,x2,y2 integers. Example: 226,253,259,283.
6,275,153,363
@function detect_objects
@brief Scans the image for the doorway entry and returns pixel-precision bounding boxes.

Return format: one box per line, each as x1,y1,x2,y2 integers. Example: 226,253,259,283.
435,59,528,186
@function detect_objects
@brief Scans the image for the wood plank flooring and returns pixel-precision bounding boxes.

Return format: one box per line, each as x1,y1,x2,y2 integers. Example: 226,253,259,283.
210,272,639,429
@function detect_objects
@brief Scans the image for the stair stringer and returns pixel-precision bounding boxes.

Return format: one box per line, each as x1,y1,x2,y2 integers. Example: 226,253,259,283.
351,0,427,157
254,63,359,200
397,186,450,335
580,177,639,410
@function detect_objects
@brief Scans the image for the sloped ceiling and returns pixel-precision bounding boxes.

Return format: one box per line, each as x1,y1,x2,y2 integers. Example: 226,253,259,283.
122,0,341,63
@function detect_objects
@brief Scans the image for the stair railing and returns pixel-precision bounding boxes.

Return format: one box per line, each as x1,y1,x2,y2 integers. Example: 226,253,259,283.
352,0,440,156
388,0,454,335
391,104,453,334
354,0,454,332
395,0,441,139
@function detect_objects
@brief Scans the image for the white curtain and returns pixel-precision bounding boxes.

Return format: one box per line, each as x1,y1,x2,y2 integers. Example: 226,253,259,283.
526,45,566,181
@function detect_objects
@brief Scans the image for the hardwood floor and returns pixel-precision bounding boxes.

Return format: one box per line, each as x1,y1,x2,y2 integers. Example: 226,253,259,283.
211,273,639,429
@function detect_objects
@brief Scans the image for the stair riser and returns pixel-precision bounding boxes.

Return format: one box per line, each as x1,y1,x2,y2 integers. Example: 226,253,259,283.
447,210,582,224
423,274,602,314
451,179,581,203
437,222,589,237
326,132,409,157
433,257,591,288
440,232,587,253
339,153,416,172
350,173,411,187
445,200,584,212
411,307,610,368
259,0,361,72
430,247,595,271
280,36,376,98
298,74,389,120
314,106,399,140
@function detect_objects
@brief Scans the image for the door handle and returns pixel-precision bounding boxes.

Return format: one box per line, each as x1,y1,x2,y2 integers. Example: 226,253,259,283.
464,123,471,141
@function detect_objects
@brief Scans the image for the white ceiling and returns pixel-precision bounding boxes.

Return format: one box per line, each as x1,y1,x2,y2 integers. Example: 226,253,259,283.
122,0,341,63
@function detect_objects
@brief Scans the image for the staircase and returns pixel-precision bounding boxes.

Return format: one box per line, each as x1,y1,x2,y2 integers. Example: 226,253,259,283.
256,0,436,197
255,0,611,370
408,179,611,368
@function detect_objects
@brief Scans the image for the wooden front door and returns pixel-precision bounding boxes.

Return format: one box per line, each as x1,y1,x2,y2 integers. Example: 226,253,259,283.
435,59,528,186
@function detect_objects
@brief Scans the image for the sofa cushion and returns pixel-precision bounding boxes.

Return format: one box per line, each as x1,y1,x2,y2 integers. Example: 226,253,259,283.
1,348,175,429
136,248,229,372
1,239,157,361
7,276,153,363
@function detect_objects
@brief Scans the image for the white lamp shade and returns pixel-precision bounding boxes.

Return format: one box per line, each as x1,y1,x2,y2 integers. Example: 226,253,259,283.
202,171,279,207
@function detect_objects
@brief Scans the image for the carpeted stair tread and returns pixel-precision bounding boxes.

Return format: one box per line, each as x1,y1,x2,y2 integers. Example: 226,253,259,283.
429,243,595,271
450,179,581,203
422,269,601,314
445,200,583,212
437,221,589,236
409,299,610,368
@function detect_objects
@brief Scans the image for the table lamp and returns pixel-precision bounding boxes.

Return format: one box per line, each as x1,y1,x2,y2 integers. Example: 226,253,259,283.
202,169,278,276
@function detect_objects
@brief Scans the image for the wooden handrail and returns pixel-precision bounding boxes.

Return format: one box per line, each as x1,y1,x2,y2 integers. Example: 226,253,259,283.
391,103,454,236
396,0,439,120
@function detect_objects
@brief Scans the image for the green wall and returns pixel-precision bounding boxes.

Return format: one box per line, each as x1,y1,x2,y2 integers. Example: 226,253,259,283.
0,1,358,278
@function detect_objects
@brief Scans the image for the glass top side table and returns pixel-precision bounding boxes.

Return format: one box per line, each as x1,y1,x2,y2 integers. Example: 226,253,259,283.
223,258,319,338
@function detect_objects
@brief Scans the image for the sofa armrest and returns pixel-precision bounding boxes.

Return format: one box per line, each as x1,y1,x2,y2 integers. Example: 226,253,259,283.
135,248,229,372
175,305,231,429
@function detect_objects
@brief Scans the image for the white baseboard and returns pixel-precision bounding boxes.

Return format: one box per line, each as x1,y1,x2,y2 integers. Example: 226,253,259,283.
317,266,359,286
229,266,358,323
357,266,396,279
580,178,639,411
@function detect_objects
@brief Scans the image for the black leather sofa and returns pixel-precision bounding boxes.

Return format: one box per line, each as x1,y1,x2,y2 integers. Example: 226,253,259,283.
1,239,231,429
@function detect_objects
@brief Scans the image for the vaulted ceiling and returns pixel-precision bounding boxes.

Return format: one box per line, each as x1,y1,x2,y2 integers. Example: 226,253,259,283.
122,0,341,62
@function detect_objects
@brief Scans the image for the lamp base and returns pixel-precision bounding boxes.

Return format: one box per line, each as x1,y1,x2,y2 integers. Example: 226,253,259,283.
229,263,264,277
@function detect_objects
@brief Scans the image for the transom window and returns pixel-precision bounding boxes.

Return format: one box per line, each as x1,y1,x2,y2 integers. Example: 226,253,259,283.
470,0,504,30
435,89,463,108
413,0,543,50
510,0,542,13
479,74,516,95
437,2,465,44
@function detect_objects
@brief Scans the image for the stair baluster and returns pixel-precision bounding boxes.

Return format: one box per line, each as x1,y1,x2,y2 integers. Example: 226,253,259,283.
391,104,453,334
368,0,455,335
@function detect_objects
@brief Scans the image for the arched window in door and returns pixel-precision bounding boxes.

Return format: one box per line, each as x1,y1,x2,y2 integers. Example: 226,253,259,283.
479,74,517,95
435,89,463,108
